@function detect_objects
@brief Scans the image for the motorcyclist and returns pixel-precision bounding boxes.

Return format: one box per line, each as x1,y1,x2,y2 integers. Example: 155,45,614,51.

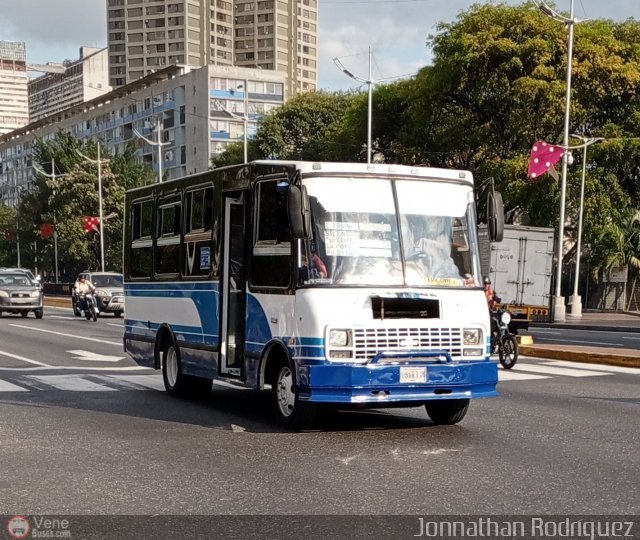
74,275,96,314
484,276,501,310
484,277,502,342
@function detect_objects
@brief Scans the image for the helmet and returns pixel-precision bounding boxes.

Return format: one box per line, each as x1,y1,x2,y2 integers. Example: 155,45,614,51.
483,276,491,285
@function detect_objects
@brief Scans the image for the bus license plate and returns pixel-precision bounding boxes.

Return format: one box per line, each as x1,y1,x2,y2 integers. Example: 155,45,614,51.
400,366,427,384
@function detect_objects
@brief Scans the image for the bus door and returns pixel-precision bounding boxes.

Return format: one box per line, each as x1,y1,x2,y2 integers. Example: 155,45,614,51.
220,193,246,377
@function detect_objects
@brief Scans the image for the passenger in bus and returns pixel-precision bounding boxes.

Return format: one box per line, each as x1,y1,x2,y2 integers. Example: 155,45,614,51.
299,250,328,282
403,215,466,282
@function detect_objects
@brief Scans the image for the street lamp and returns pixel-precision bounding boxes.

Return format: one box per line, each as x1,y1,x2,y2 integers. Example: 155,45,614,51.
134,117,168,183
568,135,603,318
33,158,65,283
333,47,374,164
77,143,108,272
536,0,586,322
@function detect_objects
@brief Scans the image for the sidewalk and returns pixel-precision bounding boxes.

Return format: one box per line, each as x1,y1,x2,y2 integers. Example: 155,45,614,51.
43,297,640,369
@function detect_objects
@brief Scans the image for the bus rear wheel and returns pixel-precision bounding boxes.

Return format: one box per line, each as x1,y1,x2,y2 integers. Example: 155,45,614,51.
272,363,316,430
162,342,211,399
425,399,470,425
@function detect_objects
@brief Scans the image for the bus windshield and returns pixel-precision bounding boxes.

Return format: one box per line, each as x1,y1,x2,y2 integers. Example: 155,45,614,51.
299,176,481,287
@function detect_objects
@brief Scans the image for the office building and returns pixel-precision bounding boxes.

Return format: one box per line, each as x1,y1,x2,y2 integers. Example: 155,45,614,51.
0,64,285,205
0,41,29,136
28,47,111,123
106,0,316,97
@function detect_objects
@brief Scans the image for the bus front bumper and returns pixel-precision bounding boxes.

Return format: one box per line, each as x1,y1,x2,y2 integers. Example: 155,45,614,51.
299,358,498,404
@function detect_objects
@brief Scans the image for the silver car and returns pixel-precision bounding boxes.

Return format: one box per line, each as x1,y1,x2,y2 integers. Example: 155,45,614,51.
0,271,44,319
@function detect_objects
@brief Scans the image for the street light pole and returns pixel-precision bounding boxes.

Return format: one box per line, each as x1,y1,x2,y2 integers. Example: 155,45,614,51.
537,0,578,322
33,158,62,283
568,135,603,318
77,143,108,272
333,47,374,164
134,118,168,183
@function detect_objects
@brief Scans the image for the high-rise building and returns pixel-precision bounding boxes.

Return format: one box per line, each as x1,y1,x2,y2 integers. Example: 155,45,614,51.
106,0,316,97
0,41,29,135
28,47,111,123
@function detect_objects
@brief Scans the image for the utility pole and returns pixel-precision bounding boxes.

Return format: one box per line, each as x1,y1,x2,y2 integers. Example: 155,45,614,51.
77,143,108,272
134,117,168,183
33,158,62,282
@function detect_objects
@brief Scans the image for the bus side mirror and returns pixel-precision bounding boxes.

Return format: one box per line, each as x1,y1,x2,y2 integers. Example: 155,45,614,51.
487,190,504,242
288,185,311,239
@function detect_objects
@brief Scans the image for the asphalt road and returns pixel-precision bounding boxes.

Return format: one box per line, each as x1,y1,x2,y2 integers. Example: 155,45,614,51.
0,306,638,531
528,326,640,350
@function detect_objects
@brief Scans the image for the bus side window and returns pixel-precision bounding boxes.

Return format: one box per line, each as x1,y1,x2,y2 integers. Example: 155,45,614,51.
251,179,291,288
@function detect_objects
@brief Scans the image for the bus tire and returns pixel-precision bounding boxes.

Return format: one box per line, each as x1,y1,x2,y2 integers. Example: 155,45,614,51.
425,399,470,425
271,363,316,430
162,341,189,398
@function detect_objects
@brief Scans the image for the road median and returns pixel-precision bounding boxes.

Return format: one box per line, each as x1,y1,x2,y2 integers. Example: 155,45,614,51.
520,344,640,369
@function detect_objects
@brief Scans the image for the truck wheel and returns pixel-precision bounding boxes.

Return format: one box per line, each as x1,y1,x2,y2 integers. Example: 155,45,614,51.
425,399,470,425
499,335,518,369
271,363,316,430
34,309,44,319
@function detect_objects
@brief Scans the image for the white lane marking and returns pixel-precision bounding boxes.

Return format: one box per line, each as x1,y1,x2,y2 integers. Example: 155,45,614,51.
29,375,117,392
0,366,153,372
49,316,77,320
499,370,549,381
513,364,608,377
8,324,121,346
108,374,165,391
68,350,125,362
0,350,51,367
529,329,564,334
541,360,640,375
621,335,640,341
0,379,29,392
106,323,123,328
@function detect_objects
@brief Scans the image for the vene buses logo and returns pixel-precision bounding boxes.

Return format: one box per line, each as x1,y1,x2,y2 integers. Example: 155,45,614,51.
6,515,30,539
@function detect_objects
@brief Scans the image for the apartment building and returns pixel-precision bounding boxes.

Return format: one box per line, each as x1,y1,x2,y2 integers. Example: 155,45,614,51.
106,0,316,97
28,47,111,123
0,41,29,136
0,64,285,206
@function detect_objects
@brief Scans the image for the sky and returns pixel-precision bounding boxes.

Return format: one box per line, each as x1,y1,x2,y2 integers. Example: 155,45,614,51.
0,0,637,92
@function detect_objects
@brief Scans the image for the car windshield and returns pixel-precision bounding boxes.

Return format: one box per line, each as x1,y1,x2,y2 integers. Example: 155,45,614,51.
91,274,123,287
0,273,32,286
298,176,481,287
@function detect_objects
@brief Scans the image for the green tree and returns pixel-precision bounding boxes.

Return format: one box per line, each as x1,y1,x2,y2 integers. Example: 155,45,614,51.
24,134,154,279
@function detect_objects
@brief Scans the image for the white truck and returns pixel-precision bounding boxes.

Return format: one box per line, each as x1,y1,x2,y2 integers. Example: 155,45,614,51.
478,224,555,324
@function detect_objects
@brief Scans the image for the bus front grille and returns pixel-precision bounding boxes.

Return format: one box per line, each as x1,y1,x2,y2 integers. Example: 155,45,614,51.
353,327,463,361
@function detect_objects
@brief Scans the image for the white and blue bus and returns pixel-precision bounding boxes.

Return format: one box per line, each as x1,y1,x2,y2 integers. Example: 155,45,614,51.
123,161,503,429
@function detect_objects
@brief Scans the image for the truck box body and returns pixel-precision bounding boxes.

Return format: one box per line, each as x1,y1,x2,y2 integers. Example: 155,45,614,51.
478,224,555,323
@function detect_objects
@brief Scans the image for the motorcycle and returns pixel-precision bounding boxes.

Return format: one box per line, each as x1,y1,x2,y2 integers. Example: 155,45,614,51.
83,292,100,322
490,306,518,369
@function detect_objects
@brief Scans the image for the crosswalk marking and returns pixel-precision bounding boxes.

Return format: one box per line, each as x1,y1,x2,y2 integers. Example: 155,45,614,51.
0,379,28,392
510,364,608,377
540,360,640,375
29,375,118,392
108,374,165,391
0,360,636,393
499,370,549,381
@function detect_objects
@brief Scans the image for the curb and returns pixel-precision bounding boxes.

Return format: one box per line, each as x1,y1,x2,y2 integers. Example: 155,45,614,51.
520,345,640,369
530,322,640,333
45,297,72,308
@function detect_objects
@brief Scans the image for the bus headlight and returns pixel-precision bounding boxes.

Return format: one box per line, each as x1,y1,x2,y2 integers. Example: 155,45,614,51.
329,329,351,347
463,328,482,345
500,312,511,325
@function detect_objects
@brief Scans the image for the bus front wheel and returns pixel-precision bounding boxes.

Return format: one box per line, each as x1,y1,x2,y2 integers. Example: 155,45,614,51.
425,399,470,425
272,364,316,430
